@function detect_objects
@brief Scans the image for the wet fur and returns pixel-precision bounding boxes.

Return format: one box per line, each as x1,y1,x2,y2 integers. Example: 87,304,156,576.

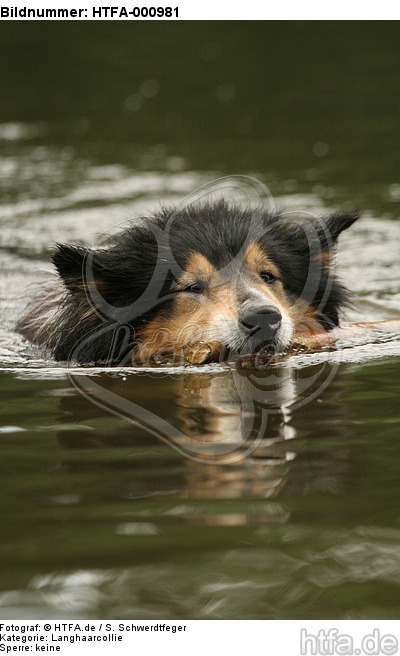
16,201,359,365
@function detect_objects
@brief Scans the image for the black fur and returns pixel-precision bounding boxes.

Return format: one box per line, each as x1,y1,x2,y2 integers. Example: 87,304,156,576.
17,201,359,364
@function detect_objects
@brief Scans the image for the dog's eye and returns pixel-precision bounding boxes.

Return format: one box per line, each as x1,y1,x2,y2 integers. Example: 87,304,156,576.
184,281,206,294
260,271,277,284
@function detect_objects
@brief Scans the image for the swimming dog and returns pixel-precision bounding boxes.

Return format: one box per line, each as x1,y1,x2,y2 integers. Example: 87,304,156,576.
16,201,367,365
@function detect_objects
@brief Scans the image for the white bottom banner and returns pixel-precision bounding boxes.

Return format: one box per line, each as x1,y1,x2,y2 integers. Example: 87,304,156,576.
0,620,399,656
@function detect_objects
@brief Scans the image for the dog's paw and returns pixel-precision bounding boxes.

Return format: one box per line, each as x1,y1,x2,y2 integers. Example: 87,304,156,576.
183,341,222,365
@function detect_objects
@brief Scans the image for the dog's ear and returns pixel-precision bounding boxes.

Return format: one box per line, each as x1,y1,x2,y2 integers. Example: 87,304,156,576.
321,212,360,242
52,244,107,293
53,244,86,281
308,212,359,258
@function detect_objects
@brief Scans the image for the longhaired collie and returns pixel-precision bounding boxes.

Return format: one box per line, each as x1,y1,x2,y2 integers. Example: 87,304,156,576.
16,201,399,366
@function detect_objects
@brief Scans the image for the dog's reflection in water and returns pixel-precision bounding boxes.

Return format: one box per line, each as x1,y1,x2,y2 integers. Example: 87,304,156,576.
57,362,349,523
171,366,298,503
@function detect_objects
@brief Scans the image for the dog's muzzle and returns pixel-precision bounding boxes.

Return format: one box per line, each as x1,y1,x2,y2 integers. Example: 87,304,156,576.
239,305,282,349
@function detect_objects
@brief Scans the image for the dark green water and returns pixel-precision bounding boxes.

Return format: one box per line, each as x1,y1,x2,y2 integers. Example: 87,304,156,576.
1,22,400,619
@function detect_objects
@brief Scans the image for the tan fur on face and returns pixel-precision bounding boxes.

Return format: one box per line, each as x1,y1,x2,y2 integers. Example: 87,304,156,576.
175,253,217,291
243,243,280,280
134,244,319,362
291,298,323,340
135,253,234,361
242,243,293,315
243,245,322,339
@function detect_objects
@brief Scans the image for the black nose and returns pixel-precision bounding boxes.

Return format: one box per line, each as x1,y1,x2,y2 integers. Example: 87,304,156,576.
239,306,282,337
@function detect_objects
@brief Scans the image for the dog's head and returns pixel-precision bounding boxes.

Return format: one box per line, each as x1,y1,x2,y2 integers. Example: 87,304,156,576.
52,201,359,364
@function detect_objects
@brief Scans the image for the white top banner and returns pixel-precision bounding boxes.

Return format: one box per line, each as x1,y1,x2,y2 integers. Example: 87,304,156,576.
0,0,399,20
